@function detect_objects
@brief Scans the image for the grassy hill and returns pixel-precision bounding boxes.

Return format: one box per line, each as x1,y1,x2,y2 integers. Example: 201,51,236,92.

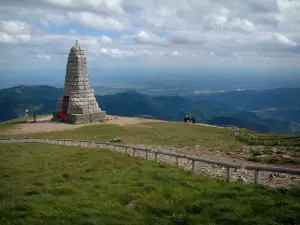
1,116,299,167
0,119,243,152
0,85,61,122
1,142,300,225
1,85,300,134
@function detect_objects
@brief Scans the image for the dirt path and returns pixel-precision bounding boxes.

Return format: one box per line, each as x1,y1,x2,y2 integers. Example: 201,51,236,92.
4,115,218,136
2,115,164,135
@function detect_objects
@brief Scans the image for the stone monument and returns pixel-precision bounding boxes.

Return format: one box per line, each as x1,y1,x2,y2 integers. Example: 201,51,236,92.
53,40,106,124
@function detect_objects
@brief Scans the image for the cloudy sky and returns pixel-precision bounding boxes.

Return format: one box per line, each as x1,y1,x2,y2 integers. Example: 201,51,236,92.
0,0,300,69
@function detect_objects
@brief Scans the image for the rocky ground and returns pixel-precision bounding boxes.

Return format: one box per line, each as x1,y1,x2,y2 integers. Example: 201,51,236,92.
120,143,300,189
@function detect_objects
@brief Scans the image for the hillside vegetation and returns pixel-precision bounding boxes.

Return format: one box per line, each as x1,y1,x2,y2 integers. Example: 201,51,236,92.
1,121,243,153
2,116,300,168
1,85,300,134
1,143,300,225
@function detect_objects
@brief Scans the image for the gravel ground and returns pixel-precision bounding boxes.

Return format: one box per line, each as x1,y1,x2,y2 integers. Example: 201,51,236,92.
122,143,300,189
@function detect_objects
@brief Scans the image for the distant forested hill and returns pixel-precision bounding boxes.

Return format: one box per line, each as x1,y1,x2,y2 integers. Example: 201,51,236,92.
0,85,62,122
191,88,300,109
0,85,299,134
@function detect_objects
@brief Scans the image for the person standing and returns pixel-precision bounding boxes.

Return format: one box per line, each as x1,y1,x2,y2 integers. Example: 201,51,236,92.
184,114,187,123
60,112,65,122
187,114,191,123
192,116,196,124
25,109,28,118
33,111,37,123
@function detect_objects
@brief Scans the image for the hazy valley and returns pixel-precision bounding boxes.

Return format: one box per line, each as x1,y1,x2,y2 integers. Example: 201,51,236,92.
1,85,300,134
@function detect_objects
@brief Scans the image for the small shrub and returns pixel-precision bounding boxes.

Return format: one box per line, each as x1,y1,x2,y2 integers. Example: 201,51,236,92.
24,190,40,196
33,181,43,186
49,187,74,196
62,173,71,179
84,168,95,173
250,150,262,156
80,176,95,181
169,213,190,225
162,187,172,198
184,203,203,214
147,204,172,216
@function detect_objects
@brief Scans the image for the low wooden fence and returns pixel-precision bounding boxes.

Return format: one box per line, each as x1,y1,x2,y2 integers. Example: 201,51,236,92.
1,138,300,186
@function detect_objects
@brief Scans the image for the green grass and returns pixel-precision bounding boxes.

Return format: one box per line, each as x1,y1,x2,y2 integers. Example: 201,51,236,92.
0,117,28,125
0,115,49,133
0,117,28,132
1,143,300,225
236,129,300,147
240,128,300,139
2,122,244,153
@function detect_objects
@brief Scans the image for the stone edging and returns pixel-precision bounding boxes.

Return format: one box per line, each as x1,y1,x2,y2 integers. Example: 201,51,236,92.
1,138,300,188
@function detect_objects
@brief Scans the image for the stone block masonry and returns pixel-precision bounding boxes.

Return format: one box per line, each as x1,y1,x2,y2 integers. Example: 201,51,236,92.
67,113,106,124
53,40,106,124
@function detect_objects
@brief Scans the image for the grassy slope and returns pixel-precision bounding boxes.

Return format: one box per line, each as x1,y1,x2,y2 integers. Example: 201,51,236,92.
0,115,49,135
1,143,300,225
0,117,298,150
0,121,244,153
0,117,28,133
237,128,300,147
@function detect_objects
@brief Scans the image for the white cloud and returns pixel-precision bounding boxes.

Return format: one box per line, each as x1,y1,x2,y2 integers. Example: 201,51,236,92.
37,53,51,60
135,31,166,45
0,31,31,44
170,32,206,44
0,0,300,69
66,11,127,31
15,34,31,42
100,48,136,57
43,0,125,16
36,10,128,31
0,20,31,34
0,32,16,44
121,31,167,46
273,33,298,47
99,35,113,44
171,51,181,56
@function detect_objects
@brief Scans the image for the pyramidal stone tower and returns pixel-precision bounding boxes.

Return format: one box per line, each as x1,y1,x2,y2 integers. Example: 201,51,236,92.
53,40,106,124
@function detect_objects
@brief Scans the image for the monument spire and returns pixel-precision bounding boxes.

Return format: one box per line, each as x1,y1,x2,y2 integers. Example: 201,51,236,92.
53,41,106,124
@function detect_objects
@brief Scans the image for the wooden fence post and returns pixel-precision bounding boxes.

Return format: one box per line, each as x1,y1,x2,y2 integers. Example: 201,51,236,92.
133,149,136,157
154,152,158,162
254,170,261,184
125,147,128,154
226,167,232,182
192,160,196,172
176,156,179,166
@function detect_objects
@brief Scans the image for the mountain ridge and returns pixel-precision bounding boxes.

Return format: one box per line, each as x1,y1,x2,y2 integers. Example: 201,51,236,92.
0,85,299,134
